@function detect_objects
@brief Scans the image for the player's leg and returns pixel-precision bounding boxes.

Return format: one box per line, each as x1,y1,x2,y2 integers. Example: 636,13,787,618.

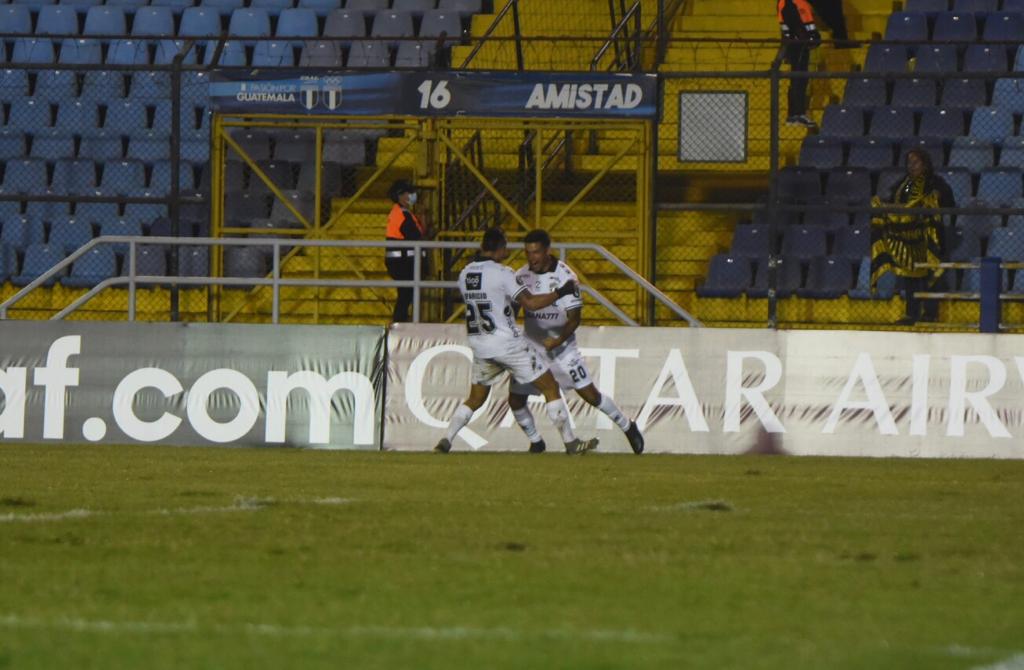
531,371,597,454
436,357,501,452
556,345,643,454
508,389,545,453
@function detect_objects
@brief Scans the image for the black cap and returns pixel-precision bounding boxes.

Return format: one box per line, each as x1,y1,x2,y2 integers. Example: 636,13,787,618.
388,179,415,203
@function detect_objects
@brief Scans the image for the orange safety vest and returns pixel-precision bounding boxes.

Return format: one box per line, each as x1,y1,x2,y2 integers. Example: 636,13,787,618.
777,0,817,34
385,203,425,240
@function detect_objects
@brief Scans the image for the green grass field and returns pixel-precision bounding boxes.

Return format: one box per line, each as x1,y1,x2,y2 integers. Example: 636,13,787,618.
1,445,1023,669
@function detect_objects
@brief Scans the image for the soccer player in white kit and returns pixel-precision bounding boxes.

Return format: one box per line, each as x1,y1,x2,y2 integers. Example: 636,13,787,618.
508,229,645,454
435,227,599,455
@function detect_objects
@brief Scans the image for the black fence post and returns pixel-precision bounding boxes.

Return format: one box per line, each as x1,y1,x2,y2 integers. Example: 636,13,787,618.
980,256,1001,333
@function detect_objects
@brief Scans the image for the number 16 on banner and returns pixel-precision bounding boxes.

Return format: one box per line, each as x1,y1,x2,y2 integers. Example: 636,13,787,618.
417,80,451,110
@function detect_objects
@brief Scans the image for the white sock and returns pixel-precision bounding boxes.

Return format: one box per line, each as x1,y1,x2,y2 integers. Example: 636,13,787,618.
444,404,475,443
512,407,542,442
597,393,631,431
545,399,577,444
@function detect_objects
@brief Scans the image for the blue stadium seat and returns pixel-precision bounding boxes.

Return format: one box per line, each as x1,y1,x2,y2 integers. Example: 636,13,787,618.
122,203,168,226
987,227,1024,261
181,130,208,162
0,159,47,194
749,255,803,298
780,225,828,260
393,0,435,15
98,218,143,254
1004,0,1024,12
799,136,844,169
832,225,871,263
953,0,995,12
127,131,171,161
868,106,915,139
847,137,895,169
104,100,148,133
225,190,270,219
899,137,946,167
25,200,72,222
83,6,127,35
202,39,247,65
370,11,413,47
178,245,210,276
963,44,1007,73
936,167,973,203
269,189,314,224
12,38,57,64
864,44,907,73
948,136,994,170
201,0,246,16
395,41,434,67
346,0,389,9
132,7,176,36
948,226,982,260
841,78,887,107
12,243,67,286
968,106,1014,141
957,211,1002,238
0,202,21,222
180,7,222,36
247,159,294,191
849,256,897,299
154,40,200,65
299,39,347,65
34,69,77,102
885,12,929,41
0,131,26,160
347,39,391,67
130,71,171,99
0,6,33,34
983,11,1024,41
99,159,147,196
7,100,53,131
798,256,853,298
0,70,30,103
61,0,104,8
148,159,198,195
80,70,125,100
438,0,480,14
696,254,752,297
976,167,1023,204
276,8,319,40
913,44,958,73
891,78,937,108
58,38,103,64
905,0,947,12
933,11,977,41
299,0,342,16
918,106,964,137
941,78,988,108
228,8,271,37
252,40,296,65
992,78,1024,115
825,168,871,204
419,9,461,38
48,218,94,252
803,210,848,231
323,9,365,42
820,105,864,138
54,100,98,131
776,166,821,203
74,201,120,224
149,0,195,14
729,225,772,258
251,0,295,10
122,244,167,277
36,6,80,36
30,130,75,160
107,39,150,65
63,245,117,288
80,133,126,164
1,215,46,250
1000,137,1024,168
228,129,273,161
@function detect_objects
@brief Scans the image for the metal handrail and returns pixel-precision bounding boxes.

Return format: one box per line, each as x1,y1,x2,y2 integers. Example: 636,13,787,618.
0,236,702,327
591,0,642,72
459,0,523,70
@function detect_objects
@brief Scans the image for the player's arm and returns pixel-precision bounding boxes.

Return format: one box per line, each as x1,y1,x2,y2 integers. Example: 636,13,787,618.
543,307,581,350
514,281,576,311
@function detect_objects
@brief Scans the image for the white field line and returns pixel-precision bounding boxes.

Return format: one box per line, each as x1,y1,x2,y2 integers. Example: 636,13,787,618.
0,497,353,524
0,614,672,645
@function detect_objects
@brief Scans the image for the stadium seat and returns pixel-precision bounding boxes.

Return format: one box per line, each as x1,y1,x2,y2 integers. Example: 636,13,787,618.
976,167,1023,205
864,44,907,73
0,6,33,34
323,9,366,42
370,11,413,47
252,41,296,66
849,256,897,300
0,159,47,195
0,131,27,160
98,159,147,196
224,246,267,281
905,0,947,12
299,0,343,16
799,136,844,169
299,40,345,66
127,131,171,161
321,137,366,164
803,210,849,231
34,70,77,102
201,0,246,16
957,212,1002,238
729,225,772,258
36,6,80,36
993,78,1024,115
83,7,127,35
824,168,871,205
79,133,125,163
248,160,295,191
204,40,248,66
832,225,871,263
393,0,435,14
226,190,271,219
780,225,827,260
936,167,973,203
841,78,887,107
133,8,177,36
419,10,461,38
749,256,803,298
80,70,125,100
75,201,120,225
55,99,99,130
919,107,964,137
150,0,196,14
999,137,1024,168
276,8,319,40
1005,0,1024,12
48,218,94,252
913,45,958,74
0,71,30,103
98,218,143,254
178,245,211,276
63,245,118,288
269,189,314,225
1,215,46,250
25,200,72,222
50,158,97,196
954,0,995,10
6,100,51,132
122,244,168,277
438,0,481,14
148,160,199,195
106,39,150,65
963,44,1007,73
891,78,937,108
948,226,982,260
11,38,57,64
869,107,915,139
58,38,103,64
104,100,148,133
798,256,853,298
941,78,988,108
933,12,977,41
885,12,929,41
228,129,273,161
696,254,752,297
12,243,67,286
968,106,1014,141
30,132,75,161
948,137,994,171
154,40,199,65
985,12,1024,43
987,227,1024,261
776,166,821,203
395,41,434,67
295,161,344,193
346,0,389,10
180,7,222,36
122,203,169,226
819,105,863,139
847,138,894,169
228,8,272,37
251,0,293,10
347,40,391,67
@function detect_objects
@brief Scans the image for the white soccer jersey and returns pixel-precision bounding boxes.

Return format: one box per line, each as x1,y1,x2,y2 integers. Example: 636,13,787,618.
515,259,583,348
458,258,528,358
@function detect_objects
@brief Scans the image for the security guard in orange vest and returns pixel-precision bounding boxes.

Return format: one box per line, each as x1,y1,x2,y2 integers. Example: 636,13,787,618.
385,179,427,323
778,0,821,129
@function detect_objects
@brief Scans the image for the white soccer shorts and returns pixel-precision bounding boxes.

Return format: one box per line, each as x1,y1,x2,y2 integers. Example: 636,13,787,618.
509,342,591,395
471,340,548,386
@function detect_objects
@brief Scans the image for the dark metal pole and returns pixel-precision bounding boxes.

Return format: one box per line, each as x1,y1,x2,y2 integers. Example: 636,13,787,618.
512,0,523,71
168,48,185,321
767,48,784,330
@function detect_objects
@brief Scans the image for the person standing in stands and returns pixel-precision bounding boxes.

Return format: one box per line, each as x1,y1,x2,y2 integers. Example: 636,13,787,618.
808,0,856,47
870,149,956,324
777,0,821,129
385,179,429,323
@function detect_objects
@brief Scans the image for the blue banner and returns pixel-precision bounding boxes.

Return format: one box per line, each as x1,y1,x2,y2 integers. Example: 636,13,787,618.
210,71,658,119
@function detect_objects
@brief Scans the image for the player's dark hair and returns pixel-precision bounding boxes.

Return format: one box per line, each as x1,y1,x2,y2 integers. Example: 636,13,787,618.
481,227,507,252
523,229,551,248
